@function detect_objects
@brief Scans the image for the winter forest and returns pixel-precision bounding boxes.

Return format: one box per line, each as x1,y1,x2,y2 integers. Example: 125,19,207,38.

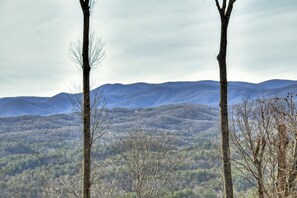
1,0,297,197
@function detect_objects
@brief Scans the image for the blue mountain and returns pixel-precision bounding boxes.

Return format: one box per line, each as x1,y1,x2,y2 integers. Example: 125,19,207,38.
0,79,296,117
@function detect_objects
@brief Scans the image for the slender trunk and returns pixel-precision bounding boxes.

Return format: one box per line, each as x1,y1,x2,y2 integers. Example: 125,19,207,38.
81,3,91,198
217,19,234,198
83,69,91,198
277,124,288,197
256,161,265,198
288,133,297,194
136,174,142,198
253,136,266,198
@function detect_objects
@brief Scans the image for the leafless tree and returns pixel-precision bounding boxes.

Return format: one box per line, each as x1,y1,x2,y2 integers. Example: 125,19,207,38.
271,95,297,196
69,33,105,69
230,96,297,197
66,86,111,198
69,0,105,197
113,132,180,198
214,0,237,197
230,99,272,198
69,86,111,146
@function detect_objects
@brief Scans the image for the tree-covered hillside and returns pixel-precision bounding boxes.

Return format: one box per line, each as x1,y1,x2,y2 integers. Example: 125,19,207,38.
0,104,246,197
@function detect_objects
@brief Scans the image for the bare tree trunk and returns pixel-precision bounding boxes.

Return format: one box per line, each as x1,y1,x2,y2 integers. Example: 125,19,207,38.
254,137,266,198
218,21,233,198
215,1,236,197
82,70,91,198
288,132,297,194
285,95,297,195
277,124,288,197
79,0,91,197
257,167,265,198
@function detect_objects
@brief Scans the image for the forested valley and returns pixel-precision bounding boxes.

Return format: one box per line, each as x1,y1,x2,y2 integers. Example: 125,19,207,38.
1,104,225,197
1,95,297,197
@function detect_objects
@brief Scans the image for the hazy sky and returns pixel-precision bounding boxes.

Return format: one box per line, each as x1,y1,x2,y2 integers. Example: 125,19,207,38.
0,0,297,97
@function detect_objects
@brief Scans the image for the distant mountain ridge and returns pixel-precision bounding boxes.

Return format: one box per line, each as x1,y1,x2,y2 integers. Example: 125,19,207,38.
0,79,296,117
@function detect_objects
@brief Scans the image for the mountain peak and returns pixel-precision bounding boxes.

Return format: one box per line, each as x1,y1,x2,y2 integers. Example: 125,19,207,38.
0,79,296,117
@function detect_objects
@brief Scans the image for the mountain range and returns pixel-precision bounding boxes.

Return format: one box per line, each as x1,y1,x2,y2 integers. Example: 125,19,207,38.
0,79,296,117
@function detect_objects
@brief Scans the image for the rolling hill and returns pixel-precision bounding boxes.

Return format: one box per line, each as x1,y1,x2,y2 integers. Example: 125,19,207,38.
0,79,296,117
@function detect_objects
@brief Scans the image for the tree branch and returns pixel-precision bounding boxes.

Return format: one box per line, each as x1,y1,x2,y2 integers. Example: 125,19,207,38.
215,0,223,18
225,0,236,21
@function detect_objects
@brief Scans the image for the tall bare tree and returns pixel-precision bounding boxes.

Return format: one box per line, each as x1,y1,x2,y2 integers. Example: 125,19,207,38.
214,0,236,197
230,99,272,198
69,0,105,197
230,96,297,197
80,1,92,196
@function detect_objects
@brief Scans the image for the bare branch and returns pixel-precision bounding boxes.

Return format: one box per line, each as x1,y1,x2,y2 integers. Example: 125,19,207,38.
89,33,105,68
113,132,179,197
69,83,111,152
225,0,236,21
215,0,223,18
68,33,105,69
69,39,83,67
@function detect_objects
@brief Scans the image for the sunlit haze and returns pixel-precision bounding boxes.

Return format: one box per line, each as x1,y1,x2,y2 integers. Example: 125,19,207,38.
0,0,296,97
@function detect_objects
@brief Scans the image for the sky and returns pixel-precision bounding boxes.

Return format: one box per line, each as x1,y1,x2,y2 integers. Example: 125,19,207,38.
0,0,297,97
